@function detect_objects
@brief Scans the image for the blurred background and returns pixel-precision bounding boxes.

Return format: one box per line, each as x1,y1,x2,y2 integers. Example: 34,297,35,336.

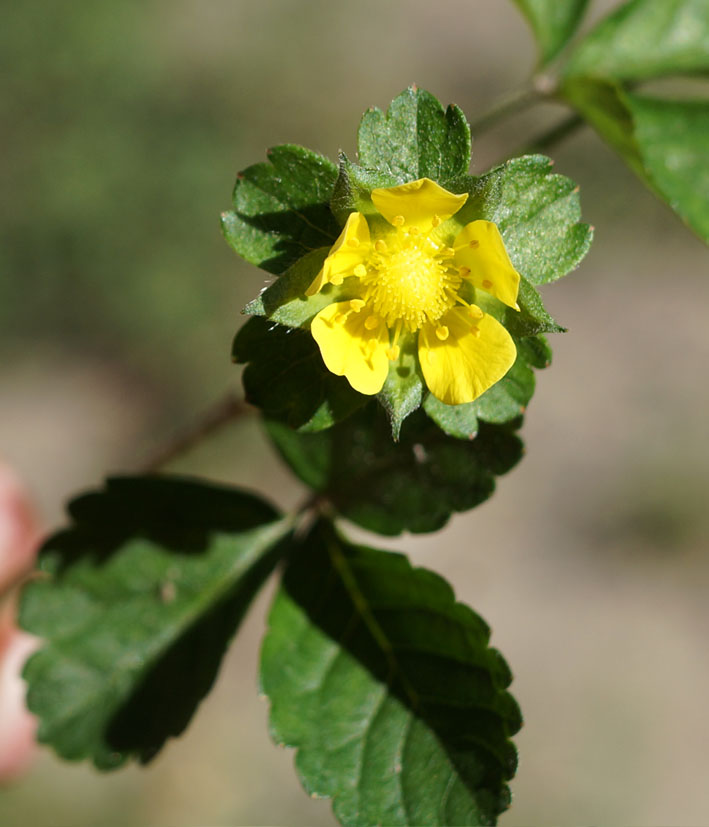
2,0,709,823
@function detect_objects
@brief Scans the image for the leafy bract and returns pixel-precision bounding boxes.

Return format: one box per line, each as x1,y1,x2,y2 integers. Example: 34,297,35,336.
221,144,340,275
564,0,709,82
454,155,593,286
233,318,365,432
512,0,589,65
20,476,290,769
266,405,523,535
357,86,471,183
261,521,521,826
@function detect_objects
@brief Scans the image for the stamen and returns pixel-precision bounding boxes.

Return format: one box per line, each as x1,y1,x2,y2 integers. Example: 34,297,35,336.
393,215,405,227
468,306,484,320
386,345,400,361
469,239,480,249
354,264,367,278
431,215,441,228
330,274,344,285
349,299,365,312
435,325,449,341
440,247,455,258
374,239,387,253
408,226,420,236
470,325,480,337
458,266,471,277
482,279,493,289
347,238,360,248
364,314,380,330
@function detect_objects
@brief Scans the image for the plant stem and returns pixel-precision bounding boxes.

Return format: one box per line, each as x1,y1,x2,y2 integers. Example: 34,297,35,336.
524,112,585,154
468,85,541,136
140,392,252,472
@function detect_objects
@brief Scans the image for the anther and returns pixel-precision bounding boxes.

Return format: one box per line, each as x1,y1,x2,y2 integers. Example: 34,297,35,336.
364,315,380,330
431,215,441,228
469,306,484,320
374,239,387,253
349,299,365,312
435,325,449,341
482,279,493,289
347,238,360,248
469,239,480,249
386,345,400,361
354,264,367,278
441,247,455,257
393,215,405,227
458,266,470,277
408,226,420,236
470,325,480,337
331,275,344,285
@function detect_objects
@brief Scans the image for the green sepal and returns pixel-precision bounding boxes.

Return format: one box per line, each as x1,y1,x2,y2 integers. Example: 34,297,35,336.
357,86,471,183
221,144,340,275
261,519,521,826
330,153,399,226
265,404,523,535
233,318,365,432
20,476,291,769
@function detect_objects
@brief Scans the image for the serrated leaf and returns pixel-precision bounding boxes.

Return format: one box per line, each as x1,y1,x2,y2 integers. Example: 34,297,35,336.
261,521,521,827
564,79,709,242
20,476,290,769
357,87,471,183
564,0,709,82
266,405,523,535
507,276,566,338
512,0,589,65
330,153,399,226
221,144,340,275
233,318,365,432
455,156,593,285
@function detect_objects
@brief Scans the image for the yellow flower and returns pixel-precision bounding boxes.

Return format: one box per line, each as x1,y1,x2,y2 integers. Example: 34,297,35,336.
307,178,521,406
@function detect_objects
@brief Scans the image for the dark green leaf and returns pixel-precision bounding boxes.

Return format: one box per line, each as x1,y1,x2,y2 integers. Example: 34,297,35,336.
455,156,593,285
507,276,566,338
330,153,399,226
513,0,589,64
221,144,340,275
357,87,471,183
564,0,709,82
20,476,290,769
233,318,365,432
266,405,523,535
261,521,521,826
563,79,709,241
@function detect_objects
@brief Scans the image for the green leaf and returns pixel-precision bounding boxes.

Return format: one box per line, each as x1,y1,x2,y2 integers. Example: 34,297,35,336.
221,144,340,275
564,0,709,82
261,521,521,826
266,405,523,535
456,156,594,285
513,0,589,65
564,79,709,242
507,276,566,338
233,318,365,432
330,153,399,226
20,476,290,769
357,86,471,183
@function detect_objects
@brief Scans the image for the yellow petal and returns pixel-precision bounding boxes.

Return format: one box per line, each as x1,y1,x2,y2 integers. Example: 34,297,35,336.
305,212,370,296
371,178,468,230
454,220,520,309
311,302,389,395
418,306,516,405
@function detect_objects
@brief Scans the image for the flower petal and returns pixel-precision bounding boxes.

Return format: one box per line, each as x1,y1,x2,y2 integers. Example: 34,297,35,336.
311,302,389,395
306,212,370,296
418,306,517,405
371,178,468,229
454,220,520,309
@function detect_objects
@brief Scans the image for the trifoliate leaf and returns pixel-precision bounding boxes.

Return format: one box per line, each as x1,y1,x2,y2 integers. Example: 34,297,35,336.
512,0,589,65
261,520,521,826
266,405,523,535
564,0,709,82
357,86,471,183
221,144,340,275
233,318,365,432
455,156,593,285
20,476,290,769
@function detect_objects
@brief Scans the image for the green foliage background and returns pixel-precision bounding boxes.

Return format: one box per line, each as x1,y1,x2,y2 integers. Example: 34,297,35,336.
2,1,709,825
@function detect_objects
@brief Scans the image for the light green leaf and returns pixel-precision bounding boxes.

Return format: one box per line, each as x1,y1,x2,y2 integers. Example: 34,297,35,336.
564,0,709,82
233,318,365,432
266,405,523,535
357,86,471,183
456,156,593,285
20,476,290,769
221,144,340,275
512,0,589,64
261,521,521,826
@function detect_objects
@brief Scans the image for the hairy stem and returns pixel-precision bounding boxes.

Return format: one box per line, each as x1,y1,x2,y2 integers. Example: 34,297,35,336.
468,85,542,136
140,392,252,472
524,112,585,154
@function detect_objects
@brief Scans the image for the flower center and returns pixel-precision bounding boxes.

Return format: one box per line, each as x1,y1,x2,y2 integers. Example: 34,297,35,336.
360,222,462,332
